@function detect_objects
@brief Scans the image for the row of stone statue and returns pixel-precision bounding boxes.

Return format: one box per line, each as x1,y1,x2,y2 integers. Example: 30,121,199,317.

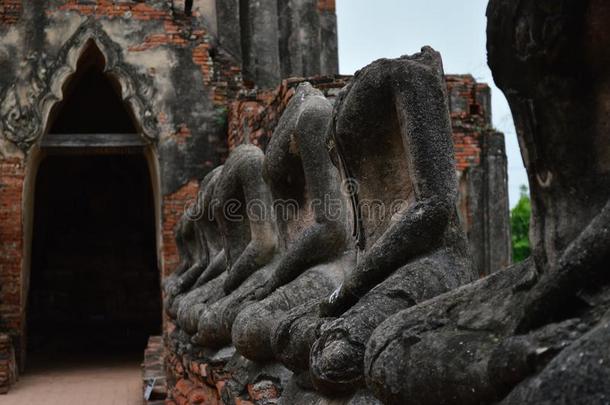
165,0,610,403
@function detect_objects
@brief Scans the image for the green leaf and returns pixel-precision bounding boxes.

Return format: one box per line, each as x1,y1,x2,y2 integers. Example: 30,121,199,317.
510,185,531,262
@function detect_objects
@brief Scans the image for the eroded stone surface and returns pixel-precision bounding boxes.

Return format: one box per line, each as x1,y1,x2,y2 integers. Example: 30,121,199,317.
165,168,223,320
175,166,228,335
232,82,353,363
192,145,279,349
307,47,475,395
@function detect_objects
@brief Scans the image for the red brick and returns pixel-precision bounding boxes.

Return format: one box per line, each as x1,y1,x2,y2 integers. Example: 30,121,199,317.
0,159,24,357
235,399,255,405
318,0,336,13
174,394,189,405
215,380,225,397
175,378,195,396
188,385,220,405
247,380,280,401
162,180,199,277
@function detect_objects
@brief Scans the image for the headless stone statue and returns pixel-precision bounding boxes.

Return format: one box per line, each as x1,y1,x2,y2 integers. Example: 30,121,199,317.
163,216,191,296
231,83,354,363
164,204,208,320
192,144,279,348
306,47,475,395
365,2,610,404
174,166,229,336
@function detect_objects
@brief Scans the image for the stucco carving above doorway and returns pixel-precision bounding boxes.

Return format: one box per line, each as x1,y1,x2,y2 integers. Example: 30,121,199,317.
0,18,158,152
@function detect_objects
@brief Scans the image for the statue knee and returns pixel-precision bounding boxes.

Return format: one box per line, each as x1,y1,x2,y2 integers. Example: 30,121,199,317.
310,326,365,395
162,274,177,295
364,334,404,405
176,301,188,329
163,296,174,318
232,302,275,362
166,292,184,319
178,302,204,335
193,308,223,347
272,312,322,373
271,316,301,370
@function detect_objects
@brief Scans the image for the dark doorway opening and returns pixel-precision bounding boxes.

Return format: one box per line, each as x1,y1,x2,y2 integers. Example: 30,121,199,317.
27,153,161,357
25,41,161,365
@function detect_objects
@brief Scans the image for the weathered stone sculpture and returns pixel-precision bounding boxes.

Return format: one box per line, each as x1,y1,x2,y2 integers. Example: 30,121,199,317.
164,206,208,320
163,216,192,297
304,48,475,394
192,144,279,348
365,2,610,404
165,168,222,319
174,166,229,336
231,83,353,362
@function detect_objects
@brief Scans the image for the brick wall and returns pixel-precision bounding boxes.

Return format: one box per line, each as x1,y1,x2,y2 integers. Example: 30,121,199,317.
227,75,350,150
161,180,200,278
0,334,17,394
0,159,24,334
227,74,492,174
56,1,168,19
318,0,336,12
54,0,229,99
211,49,244,108
446,75,493,171
55,0,242,109
0,158,24,376
0,0,22,25
446,75,511,275
165,346,281,405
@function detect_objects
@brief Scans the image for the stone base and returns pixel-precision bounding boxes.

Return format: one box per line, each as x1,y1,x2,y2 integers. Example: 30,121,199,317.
164,324,294,405
165,350,292,404
166,351,246,404
280,377,382,405
163,330,382,404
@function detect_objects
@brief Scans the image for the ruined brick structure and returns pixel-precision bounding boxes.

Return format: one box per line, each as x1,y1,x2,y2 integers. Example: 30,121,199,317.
447,75,511,277
0,0,509,400
163,0,610,402
161,73,510,404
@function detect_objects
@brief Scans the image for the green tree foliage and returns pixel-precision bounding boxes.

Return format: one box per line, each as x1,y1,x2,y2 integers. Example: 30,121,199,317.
511,185,531,262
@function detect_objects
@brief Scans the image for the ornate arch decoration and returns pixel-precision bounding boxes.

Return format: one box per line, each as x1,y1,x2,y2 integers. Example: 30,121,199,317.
0,18,159,151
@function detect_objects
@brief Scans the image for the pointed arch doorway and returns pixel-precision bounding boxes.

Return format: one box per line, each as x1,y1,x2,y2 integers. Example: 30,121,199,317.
24,42,162,365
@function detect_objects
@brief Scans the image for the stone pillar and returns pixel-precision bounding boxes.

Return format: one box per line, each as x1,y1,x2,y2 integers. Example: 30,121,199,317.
278,0,322,78
318,0,339,75
215,0,242,60
465,131,512,276
483,132,511,273
241,0,281,88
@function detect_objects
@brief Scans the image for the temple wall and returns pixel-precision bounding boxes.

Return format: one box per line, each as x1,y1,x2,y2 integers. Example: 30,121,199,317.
0,0,339,389
0,1,234,368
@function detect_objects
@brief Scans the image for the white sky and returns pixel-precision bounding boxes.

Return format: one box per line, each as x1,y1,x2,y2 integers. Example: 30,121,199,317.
335,0,528,207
